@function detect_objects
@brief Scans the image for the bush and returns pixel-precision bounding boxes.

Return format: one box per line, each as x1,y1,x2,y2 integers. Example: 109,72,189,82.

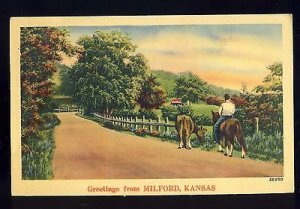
138,109,157,120
161,105,193,121
206,96,223,106
112,109,138,118
41,113,60,130
193,114,212,126
22,130,55,179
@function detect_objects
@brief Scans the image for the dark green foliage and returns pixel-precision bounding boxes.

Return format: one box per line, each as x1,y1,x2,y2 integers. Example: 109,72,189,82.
138,109,157,120
56,64,74,96
111,109,138,118
193,114,212,126
173,72,213,103
71,31,148,115
161,105,193,121
40,113,60,130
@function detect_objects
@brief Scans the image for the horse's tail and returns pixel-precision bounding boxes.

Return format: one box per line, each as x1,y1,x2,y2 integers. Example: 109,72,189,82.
236,120,247,152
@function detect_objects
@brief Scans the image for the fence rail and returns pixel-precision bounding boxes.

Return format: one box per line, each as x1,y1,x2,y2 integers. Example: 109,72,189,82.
54,107,81,113
93,113,175,133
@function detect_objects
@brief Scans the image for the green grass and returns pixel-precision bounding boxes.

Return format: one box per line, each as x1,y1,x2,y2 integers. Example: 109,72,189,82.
190,102,219,117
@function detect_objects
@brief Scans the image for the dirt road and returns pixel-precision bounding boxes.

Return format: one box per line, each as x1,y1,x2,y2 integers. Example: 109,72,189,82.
52,112,283,179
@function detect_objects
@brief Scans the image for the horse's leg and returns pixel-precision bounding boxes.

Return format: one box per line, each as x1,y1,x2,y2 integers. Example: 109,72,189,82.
224,139,229,156
217,135,224,152
178,133,183,149
228,141,233,157
186,132,192,149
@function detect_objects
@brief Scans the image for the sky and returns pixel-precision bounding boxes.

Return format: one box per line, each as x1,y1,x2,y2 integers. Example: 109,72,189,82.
63,24,282,90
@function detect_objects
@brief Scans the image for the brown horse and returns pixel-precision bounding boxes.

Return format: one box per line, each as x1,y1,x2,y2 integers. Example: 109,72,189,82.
212,111,246,158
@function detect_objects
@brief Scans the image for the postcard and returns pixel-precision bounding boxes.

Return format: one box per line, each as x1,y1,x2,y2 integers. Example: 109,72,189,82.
10,15,294,196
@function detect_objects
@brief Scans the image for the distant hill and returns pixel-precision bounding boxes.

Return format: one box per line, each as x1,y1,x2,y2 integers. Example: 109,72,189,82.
151,70,177,97
208,84,240,97
151,69,240,98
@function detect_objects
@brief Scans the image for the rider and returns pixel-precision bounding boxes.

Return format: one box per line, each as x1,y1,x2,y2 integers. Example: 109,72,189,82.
213,93,235,152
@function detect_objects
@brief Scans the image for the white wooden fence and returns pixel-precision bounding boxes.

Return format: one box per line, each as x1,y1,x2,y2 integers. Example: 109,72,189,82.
54,105,81,113
93,113,175,133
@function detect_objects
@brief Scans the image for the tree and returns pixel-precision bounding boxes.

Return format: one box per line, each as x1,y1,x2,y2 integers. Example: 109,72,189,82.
136,74,166,110
235,62,283,136
71,31,148,115
21,27,76,140
173,72,212,103
56,63,74,96
254,62,282,94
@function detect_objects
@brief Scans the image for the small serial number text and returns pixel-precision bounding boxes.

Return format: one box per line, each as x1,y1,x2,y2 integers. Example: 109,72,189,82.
269,177,283,181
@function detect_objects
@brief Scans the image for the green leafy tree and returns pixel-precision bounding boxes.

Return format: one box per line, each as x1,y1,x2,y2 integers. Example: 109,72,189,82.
56,64,74,96
173,72,212,103
254,62,282,94
137,74,166,110
21,27,76,141
71,31,148,115
235,62,283,136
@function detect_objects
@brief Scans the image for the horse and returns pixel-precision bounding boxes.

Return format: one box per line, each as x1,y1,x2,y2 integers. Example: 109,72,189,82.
212,111,246,158
175,115,207,149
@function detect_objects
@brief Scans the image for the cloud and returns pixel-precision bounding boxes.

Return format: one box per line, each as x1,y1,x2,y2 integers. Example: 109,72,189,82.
135,31,282,90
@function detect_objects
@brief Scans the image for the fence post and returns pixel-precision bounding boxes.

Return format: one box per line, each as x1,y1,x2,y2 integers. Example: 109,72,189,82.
142,115,145,129
121,117,124,128
165,117,169,133
111,116,114,125
157,117,161,133
126,117,129,129
149,119,152,132
130,117,133,129
255,117,259,133
135,116,138,129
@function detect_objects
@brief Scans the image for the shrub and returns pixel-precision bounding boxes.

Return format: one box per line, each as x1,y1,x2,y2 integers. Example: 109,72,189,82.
193,114,212,126
41,113,60,130
138,109,157,120
112,109,138,118
22,130,55,179
161,105,193,121
206,96,223,106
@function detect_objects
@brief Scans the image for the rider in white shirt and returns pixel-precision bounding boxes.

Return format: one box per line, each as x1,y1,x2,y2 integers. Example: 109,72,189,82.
213,94,236,150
